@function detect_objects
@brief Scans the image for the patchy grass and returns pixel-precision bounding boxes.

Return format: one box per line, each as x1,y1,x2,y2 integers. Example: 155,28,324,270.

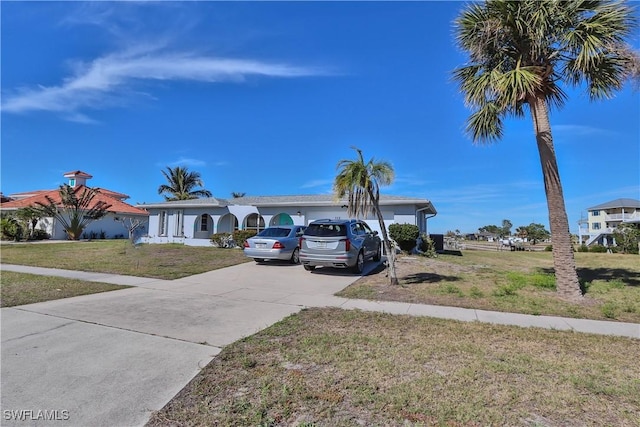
0,240,250,280
0,271,128,307
339,250,640,322
147,308,640,427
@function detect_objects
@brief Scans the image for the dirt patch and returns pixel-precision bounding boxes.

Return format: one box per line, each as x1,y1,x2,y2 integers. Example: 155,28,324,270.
350,255,480,303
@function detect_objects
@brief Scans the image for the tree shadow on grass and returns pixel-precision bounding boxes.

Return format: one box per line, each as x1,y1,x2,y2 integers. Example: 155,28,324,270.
403,272,461,285
578,267,640,287
539,267,640,287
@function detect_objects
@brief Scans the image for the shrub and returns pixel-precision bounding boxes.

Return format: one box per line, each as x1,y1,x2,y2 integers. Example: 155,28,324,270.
544,245,553,251
84,231,101,240
612,223,640,254
388,223,420,253
589,244,608,253
31,229,50,240
1,216,24,241
577,243,589,252
233,230,257,246
211,232,233,248
418,233,438,258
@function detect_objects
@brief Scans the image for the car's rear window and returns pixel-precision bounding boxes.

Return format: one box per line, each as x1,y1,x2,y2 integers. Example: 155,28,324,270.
257,228,291,238
305,223,347,237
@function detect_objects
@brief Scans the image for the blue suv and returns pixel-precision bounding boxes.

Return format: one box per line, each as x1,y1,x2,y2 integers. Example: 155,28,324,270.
299,219,382,274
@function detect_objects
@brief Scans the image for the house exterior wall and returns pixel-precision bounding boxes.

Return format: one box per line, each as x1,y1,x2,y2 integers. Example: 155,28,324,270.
34,213,146,240
140,202,433,246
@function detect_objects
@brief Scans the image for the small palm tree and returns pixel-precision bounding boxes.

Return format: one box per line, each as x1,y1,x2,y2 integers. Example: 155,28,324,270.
231,192,246,198
15,206,42,239
158,166,213,201
34,184,112,240
453,0,638,301
334,147,398,285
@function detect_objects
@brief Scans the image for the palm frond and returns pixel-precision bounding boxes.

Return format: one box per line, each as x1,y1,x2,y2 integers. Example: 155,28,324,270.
466,102,504,144
454,0,637,134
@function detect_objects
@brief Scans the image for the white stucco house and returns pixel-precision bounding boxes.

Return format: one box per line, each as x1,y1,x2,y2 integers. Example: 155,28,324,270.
137,194,437,247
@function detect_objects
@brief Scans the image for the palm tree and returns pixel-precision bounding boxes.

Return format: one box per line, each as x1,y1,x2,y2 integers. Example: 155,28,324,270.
34,184,112,240
158,166,213,201
15,206,42,239
231,192,246,198
334,147,398,285
453,0,638,302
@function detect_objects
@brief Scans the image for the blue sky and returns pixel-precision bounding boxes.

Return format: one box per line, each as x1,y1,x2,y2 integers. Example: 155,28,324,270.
2,1,638,235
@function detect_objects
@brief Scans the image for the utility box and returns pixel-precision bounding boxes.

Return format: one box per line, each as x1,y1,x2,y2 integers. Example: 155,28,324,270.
429,234,444,252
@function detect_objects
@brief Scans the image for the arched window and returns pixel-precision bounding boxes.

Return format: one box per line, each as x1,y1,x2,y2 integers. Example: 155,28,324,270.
244,213,265,232
270,213,294,226
200,214,209,232
218,214,238,233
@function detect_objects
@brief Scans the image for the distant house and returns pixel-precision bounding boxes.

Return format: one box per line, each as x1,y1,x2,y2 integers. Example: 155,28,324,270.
0,171,149,240
137,194,437,247
577,198,640,246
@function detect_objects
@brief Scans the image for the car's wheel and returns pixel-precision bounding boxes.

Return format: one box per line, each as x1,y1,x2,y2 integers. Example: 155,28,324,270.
290,247,300,264
303,264,316,271
254,258,264,263
373,244,382,262
352,251,364,274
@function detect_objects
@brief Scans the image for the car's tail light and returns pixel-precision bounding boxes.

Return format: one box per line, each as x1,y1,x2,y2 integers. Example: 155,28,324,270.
341,238,350,251
299,237,304,248
243,240,250,248
273,241,285,249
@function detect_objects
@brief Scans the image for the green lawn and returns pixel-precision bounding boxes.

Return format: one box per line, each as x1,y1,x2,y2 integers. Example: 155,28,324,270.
0,271,129,307
0,240,249,279
339,250,640,323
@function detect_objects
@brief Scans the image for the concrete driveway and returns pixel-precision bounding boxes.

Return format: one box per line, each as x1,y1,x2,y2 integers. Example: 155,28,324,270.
1,261,375,427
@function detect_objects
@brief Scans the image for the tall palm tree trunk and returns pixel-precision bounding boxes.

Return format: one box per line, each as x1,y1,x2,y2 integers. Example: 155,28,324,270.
370,192,398,285
529,95,583,301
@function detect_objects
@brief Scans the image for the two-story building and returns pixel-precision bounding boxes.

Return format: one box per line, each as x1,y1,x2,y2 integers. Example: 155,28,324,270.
137,194,437,247
577,198,640,246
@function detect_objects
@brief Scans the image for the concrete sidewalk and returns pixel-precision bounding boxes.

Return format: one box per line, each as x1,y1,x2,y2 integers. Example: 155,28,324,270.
1,262,638,427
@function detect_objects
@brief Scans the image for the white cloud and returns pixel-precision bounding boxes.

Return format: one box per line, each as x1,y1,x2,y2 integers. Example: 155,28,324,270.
553,124,614,137
167,157,207,168
300,179,333,189
428,181,540,205
1,46,332,121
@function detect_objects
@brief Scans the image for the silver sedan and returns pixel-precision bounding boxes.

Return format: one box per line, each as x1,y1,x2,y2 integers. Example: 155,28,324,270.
242,225,307,264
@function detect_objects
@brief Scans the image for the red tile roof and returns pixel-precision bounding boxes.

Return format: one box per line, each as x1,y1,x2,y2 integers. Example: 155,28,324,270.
94,188,130,200
8,189,50,200
0,185,148,216
63,170,93,179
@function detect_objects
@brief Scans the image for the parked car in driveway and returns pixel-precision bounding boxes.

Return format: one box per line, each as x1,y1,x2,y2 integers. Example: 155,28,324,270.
243,225,307,264
299,218,382,274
